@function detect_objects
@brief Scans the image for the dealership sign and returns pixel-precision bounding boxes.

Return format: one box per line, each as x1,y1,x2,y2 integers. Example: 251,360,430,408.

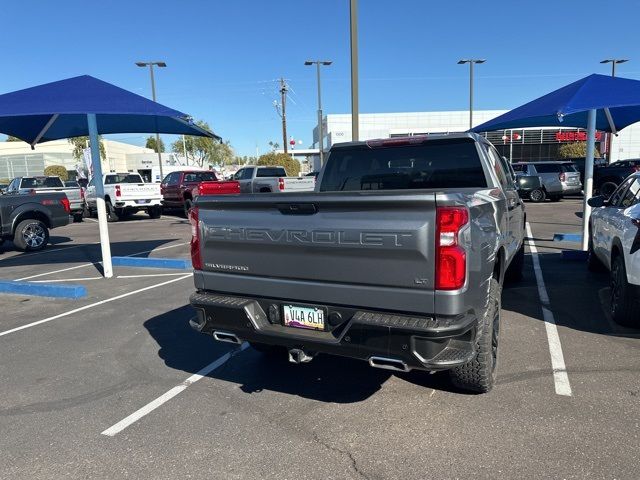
555,131,603,142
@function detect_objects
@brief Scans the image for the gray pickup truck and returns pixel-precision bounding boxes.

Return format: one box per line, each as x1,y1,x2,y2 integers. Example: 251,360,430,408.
189,133,526,393
0,191,71,251
6,176,84,222
232,166,316,193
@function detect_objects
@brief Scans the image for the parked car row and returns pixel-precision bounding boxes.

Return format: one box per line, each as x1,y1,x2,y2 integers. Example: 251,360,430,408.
512,161,582,202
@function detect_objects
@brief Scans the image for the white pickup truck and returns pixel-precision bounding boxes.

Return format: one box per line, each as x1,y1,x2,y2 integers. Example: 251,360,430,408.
85,172,162,222
232,166,316,193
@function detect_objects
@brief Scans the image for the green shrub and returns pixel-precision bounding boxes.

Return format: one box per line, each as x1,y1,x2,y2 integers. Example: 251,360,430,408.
257,152,301,176
44,165,69,181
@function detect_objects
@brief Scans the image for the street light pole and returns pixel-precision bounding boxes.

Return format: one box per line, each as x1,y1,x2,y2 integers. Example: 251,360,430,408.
600,59,629,162
458,59,486,130
305,60,332,167
350,0,359,141
136,61,167,180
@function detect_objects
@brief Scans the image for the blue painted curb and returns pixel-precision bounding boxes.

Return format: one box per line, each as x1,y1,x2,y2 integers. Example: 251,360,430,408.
112,256,191,270
0,280,87,299
561,250,588,261
553,233,582,242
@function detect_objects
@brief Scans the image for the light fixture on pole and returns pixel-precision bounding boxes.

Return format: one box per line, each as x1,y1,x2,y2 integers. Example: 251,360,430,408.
136,61,167,180
305,60,332,167
600,59,629,162
457,59,486,130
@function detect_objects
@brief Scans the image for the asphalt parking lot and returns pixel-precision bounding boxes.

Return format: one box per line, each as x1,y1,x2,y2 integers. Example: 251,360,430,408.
1,201,638,480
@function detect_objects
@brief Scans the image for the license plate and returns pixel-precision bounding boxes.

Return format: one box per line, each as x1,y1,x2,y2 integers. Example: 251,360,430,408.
283,304,325,331
135,199,150,204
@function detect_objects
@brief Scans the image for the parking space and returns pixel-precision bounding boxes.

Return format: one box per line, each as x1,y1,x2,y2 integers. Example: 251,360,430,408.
1,203,638,479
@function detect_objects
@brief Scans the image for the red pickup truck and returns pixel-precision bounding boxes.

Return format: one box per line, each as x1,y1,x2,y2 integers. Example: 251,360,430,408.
161,170,239,216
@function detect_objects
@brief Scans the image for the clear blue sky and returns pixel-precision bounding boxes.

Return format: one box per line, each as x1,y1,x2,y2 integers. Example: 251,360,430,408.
2,0,639,156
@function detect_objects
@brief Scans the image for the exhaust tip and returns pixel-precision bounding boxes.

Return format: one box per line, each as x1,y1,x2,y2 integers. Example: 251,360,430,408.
288,348,314,364
213,331,241,344
368,356,410,372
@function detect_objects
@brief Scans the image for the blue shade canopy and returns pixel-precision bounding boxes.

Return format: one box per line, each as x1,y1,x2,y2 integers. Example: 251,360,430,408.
471,74,640,133
0,75,220,145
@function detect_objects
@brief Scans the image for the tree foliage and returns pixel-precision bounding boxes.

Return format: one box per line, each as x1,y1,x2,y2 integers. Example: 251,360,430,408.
558,142,601,159
171,120,234,167
68,136,106,161
257,152,301,176
145,136,165,153
5,135,22,142
233,155,258,165
44,165,69,181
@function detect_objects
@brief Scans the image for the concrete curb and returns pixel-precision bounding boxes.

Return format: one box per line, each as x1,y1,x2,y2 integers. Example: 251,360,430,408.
111,256,191,270
0,280,87,299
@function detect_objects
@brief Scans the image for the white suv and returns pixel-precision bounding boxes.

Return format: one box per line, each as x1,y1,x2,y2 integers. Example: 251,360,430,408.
588,173,640,327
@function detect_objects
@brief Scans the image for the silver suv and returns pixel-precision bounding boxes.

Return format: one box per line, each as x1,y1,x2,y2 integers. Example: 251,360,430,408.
512,162,582,202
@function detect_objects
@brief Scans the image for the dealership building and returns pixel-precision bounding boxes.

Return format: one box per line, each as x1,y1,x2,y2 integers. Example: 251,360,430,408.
313,110,640,164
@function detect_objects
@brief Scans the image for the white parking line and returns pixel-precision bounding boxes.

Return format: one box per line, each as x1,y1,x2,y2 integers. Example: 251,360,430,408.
101,342,249,437
117,272,192,279
526,222,573,397
0,274,192,338
16,242,189,281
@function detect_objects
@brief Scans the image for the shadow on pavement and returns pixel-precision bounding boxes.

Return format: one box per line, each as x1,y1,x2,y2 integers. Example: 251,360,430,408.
144,305,464,402
0,238,179,272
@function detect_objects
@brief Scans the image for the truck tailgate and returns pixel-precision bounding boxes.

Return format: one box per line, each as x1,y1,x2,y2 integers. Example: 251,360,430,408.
195,193,436,310
282,177,316,192
118,183,161,200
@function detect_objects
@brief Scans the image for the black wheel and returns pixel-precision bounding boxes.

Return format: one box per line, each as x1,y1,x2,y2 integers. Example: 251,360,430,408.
106,200,119,223
549,195,562,202
505,241,525,283
600,181,618,198
13,219,49,252
148,205,162,219
250,342,287,357
587,228,605,272
183,199,193,218
529,188,546,203
449,277,501,393
72,213,84,223
610,255,640,327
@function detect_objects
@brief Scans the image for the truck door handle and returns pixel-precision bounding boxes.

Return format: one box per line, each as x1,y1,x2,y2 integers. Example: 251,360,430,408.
276,203,318,215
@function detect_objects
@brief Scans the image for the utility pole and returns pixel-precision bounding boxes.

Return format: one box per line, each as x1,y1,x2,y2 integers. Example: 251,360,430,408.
350,0,359,141
600,58,629,163
136,61,167,180
280,78,288,154
457,59,486,130
305,60,332,166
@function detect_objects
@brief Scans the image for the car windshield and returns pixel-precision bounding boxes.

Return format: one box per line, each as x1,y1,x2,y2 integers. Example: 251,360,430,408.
21,177,64,188
256,167,287,177
320,139,487,191
105,174,143,184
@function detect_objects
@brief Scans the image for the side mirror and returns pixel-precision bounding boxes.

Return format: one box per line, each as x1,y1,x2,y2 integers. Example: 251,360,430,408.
587,195,607,208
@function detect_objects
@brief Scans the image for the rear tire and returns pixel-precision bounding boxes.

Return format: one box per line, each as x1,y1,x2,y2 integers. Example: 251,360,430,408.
106,201,119,223
148,205,162,219
72,213,84,223
449,277,501,393
13,219,49,252
610,255,640,327
529,188,546,203
183,199,193,218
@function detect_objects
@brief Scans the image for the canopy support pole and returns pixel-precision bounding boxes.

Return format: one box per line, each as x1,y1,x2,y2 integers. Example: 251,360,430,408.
87,113,113,278
581,109,597,251
30,114,59,148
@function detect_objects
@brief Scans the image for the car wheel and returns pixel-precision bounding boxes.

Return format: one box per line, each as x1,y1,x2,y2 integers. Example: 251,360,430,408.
13,219,49,252
72,213,84,223
106,201,119,223
610,255,640,327
505,240,524,283
529,188,546,203
449,276,501,393
600,182,618,198
148,205,162,219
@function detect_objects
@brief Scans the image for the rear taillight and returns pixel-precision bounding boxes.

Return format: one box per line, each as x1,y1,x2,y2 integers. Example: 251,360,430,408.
115,185,121,197
278,178,285,191
60,197,70,214
559,172,566,182
436,207,469,290
189,207,202,270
